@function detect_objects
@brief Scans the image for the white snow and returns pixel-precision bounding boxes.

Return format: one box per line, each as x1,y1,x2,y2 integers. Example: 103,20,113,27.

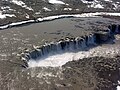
81,0,93,4
78,12,120,17
64,8,72,11
0,25,9,29
93,4,104,9
116,2,120,4
81,0,104,9
48,0,65,4
10,0,33,11
75,9,79,11
9,20,35,26
37,13,99,21
0,11,15,19
1,12,120,29
113,3,119,10
43,7,51,11
39,12,120,20
100,12,120,16
25,13,30,19
28,43,120,67
117,86,120,90
1,6,15,12
104,0,110,1
104,0,112,2
35,12,41,15
117,81,120,90
1,6,10,10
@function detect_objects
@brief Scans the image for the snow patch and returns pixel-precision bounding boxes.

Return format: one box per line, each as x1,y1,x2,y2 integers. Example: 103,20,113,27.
117,81,120,90
0,11,15,19
10,0,33,11
1,12,120,29
1,6,15,11
35,12,41,15
64,8,72,11
49,0,65,4
43,7,51,11
113,3,120,10
9,20,34,26
81,0,105,9
1,6,10,10
92,4,104,9
25,13,30,19
104,0,112,2
81,0,94,4
117,86,120,90
80,12,120,17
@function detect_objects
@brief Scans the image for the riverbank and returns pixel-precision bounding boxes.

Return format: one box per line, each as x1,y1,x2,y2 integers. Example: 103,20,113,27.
1,12,120,30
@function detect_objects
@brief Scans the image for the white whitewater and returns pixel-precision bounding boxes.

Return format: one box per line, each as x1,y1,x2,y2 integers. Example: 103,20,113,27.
27,27,120,67
28,35,96,67
28,43,120,67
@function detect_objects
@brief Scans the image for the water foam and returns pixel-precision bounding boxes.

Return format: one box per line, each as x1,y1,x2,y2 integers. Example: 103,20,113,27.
28,44,120,67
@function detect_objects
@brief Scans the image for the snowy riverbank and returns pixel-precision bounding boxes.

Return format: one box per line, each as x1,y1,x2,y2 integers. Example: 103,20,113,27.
1,12,120,30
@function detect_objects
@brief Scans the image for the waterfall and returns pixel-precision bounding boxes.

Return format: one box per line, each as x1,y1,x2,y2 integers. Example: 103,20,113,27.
116,25,120,33
24,34,96,61
118,25,120,34
21,24,120,67
109,24,120,34
87,34,95,45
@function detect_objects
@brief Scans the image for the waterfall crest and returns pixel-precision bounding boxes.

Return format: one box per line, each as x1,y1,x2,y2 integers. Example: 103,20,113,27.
21,24,120,67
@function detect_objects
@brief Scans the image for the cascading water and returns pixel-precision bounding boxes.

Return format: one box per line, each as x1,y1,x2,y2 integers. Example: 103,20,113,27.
22,24,120,67
109,24,120,34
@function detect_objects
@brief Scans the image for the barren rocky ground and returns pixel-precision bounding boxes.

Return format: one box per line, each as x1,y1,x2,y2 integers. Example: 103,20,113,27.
0,0,120,25
0,0,120,90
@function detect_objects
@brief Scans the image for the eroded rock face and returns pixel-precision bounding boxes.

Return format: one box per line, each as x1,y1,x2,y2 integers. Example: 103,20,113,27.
118,25,120,33
109,24,120,34
23,34,96,61
94,31,110,43
21,24,120,68
95,24,120,43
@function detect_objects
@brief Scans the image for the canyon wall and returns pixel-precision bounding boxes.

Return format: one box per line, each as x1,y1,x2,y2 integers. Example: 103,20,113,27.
21,24,120,67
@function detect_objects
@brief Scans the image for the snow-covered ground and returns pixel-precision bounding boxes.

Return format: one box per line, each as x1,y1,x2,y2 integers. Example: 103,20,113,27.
117,86,120,90
10,0,33,11
0,11,15,19
48,0,65,4
117,81,120,90
43,7,51,11
0,12,120,29
0,0,120,20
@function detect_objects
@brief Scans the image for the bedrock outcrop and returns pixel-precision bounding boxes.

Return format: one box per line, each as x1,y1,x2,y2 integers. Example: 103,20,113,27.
21,24,120,67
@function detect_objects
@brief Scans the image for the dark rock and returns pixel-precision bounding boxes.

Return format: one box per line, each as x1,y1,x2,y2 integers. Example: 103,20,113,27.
94,31,110,43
